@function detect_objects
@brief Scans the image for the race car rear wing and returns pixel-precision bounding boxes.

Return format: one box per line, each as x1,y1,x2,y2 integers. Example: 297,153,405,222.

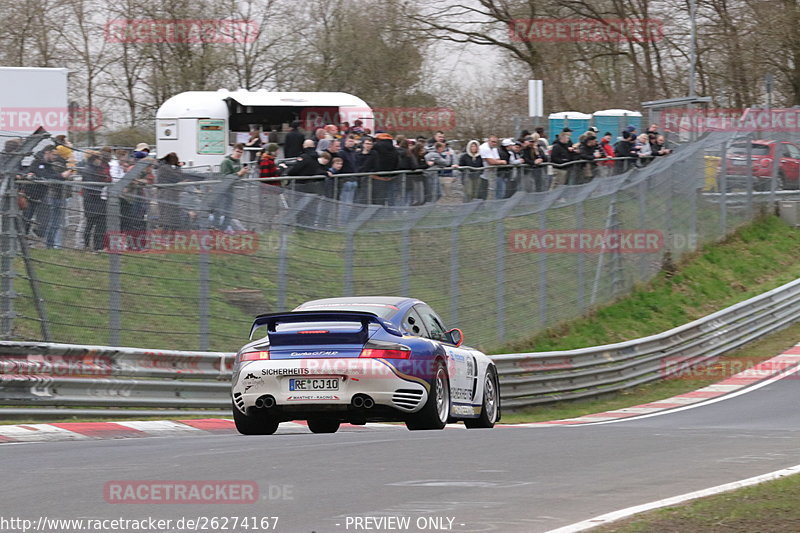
249,310,403,344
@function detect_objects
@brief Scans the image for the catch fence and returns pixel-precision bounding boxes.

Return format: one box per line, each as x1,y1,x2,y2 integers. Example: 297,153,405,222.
0,129,796,352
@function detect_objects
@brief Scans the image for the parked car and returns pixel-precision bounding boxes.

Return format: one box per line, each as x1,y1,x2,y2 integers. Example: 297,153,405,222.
721,140,800,191
231,296,501,434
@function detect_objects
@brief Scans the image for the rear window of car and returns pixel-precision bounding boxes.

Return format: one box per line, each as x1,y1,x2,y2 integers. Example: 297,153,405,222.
293,303,400,319
728,143,770,156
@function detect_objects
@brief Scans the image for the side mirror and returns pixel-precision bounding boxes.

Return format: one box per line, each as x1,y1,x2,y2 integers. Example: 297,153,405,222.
446,328,463,347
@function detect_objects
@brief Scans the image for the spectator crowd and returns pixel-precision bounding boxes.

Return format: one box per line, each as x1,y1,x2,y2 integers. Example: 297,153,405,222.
0,121,672,251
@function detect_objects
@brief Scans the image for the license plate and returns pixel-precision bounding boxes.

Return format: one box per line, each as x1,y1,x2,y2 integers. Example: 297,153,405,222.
732,159,747,166
289,378,339,391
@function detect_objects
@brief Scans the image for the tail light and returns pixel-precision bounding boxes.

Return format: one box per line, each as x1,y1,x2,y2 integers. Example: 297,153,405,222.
359,341,411,359
239,350,270,362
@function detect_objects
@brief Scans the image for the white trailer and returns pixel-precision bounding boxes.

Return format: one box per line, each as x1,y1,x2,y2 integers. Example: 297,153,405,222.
0,67,69,137
155,89,373,169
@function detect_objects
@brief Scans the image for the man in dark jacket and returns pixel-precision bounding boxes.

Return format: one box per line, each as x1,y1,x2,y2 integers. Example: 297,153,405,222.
288,139,328,195
549,133,576,189
28,145,75,247
283,121,305,159
577,136,599,184
613,131,638,174
369,133,399,205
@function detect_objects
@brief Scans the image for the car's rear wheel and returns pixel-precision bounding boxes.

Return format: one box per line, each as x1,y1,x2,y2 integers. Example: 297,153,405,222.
232,402,280,435
406,361,450,431
465,368,500,429
307,418,340,434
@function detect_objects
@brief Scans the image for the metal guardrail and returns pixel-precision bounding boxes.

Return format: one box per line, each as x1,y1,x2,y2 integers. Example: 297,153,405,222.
1,277,799,418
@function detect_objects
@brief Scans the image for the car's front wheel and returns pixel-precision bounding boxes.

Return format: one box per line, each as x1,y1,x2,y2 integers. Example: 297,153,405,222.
406,361,450,431
232,402,280,435
465,368,500,429
307,418,340,433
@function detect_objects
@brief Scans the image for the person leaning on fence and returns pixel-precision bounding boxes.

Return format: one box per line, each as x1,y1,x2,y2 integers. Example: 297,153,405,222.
458,140,484,201
521,134,548,191
651,134,672,157
120,150,153,242
577,136,599,184
369,132,399,205
210,143,248,231
29,144,76,249
479,136,506,198
549,132,576,189
257,143,285,227
636,133,652,167
613,131,638,174
287,139,328,195
424,141,456,200
80,150,111,252
156,152,183,231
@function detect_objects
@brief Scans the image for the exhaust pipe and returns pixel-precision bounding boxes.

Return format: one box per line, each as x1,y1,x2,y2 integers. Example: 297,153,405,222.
352,395,364,408
363,397,375,409
255,395,275,409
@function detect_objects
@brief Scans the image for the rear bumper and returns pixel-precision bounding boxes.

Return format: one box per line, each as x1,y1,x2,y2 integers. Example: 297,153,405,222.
232,358,429,415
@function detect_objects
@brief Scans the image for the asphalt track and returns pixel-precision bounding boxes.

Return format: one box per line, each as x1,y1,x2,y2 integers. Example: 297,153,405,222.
1,376,798,533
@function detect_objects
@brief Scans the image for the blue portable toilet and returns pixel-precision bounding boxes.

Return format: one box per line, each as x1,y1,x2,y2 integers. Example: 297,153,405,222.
592,109,643,139
548,111,591,142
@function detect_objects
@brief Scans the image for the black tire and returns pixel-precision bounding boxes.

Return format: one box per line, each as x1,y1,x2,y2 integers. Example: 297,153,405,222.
406,360,450,431
307,418,340,434
232,402,279,435
464,367,500,429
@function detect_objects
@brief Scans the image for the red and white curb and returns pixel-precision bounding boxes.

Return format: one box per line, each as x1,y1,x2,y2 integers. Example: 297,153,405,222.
0,419,401,443
1,349,798,443
507,347,800,428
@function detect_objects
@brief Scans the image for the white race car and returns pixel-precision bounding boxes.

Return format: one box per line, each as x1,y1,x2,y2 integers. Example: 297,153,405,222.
231,296,500,434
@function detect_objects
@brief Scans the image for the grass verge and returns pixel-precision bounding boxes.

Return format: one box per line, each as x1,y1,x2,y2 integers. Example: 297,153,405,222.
595,471,800,532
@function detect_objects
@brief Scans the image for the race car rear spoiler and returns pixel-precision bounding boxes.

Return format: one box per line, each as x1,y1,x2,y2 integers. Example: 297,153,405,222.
250,311,403,344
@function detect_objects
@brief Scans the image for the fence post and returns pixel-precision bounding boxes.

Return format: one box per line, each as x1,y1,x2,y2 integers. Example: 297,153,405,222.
448,202,481,327
0,177,16,338
343,206,380,296
106,159,153,345
719,137,728,238
745,133,754,220
638,178,648,280
197,193,212,352
276,227,288,312
770,136,781,208
495,219,505,343
575,199,585,313
538,209,548,328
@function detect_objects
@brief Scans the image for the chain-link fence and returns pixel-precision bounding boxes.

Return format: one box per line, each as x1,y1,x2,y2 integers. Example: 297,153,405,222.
1,129,797,352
